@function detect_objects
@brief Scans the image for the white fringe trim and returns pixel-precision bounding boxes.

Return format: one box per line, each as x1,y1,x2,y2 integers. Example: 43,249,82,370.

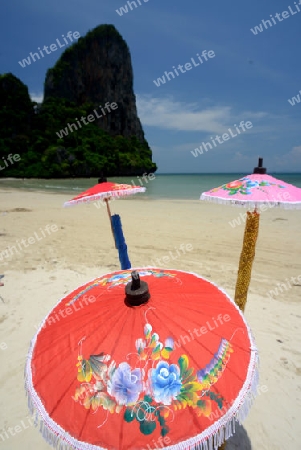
63,187,146,207
25,267,259,450
200,193,301,210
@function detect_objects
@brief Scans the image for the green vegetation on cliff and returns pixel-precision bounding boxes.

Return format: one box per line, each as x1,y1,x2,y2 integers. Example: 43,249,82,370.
0,73,156,178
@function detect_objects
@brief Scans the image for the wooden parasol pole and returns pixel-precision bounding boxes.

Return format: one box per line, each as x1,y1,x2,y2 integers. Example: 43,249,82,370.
234,157,265,312
234,210,260,312
104,198,117,248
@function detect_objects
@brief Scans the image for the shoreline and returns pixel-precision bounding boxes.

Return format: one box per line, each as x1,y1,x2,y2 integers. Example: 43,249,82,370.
0,186,202,204
1,175,301,203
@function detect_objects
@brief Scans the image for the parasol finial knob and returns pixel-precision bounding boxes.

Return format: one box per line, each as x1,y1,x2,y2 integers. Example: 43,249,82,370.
98,171,107,183
131,271,141,290
253,157,267,174
125,271,150,306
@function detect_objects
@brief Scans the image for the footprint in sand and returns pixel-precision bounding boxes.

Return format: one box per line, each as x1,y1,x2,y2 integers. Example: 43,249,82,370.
280,357,289,367
279,357,301,376
10,208,32,212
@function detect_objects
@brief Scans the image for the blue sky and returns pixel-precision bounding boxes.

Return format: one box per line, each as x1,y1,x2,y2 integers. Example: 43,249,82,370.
1,0,301,173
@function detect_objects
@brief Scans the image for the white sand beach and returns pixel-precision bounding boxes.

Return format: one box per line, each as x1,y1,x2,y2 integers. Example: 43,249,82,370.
0,188,301,450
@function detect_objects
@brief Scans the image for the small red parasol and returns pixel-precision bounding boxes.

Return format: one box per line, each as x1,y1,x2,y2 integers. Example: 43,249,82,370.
64,180,146,269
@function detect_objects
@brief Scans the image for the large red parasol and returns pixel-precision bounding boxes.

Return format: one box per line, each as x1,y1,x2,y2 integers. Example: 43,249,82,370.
200,158,301,311
25,268,259,450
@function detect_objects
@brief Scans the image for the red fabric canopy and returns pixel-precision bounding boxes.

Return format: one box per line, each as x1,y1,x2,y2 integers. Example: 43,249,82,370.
64,182,145,207
25,268,258,449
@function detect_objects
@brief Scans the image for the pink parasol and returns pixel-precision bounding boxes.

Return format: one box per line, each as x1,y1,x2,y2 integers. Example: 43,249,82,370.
200,174,301,209
200,158,301,311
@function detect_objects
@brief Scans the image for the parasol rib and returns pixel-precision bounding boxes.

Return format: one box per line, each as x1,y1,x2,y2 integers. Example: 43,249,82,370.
104,198,117,248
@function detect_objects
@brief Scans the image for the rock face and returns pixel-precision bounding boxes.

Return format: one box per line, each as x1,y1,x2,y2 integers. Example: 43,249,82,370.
44,25,145,143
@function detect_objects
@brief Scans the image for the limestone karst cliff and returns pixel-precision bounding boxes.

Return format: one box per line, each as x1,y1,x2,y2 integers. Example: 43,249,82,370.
44,24,146,144
0,25,156,178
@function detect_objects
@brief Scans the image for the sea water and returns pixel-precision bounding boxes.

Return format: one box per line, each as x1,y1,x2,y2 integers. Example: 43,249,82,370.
1,173,301,200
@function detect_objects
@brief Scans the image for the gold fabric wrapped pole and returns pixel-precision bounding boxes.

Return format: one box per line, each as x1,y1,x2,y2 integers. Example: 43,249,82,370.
234,210,260,312
217,212,260,450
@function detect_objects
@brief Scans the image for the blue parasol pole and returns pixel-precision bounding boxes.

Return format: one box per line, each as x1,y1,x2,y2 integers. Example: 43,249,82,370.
111,214,131,270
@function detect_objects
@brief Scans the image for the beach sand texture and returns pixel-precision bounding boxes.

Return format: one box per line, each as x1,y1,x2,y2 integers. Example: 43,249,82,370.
0,189,301,450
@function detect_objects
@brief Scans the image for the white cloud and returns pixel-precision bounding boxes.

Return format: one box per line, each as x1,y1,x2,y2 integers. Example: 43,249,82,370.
137,95,231,133
30,92,44,103
233,151,257,164
282,145,301,161
136,95,269,134
274,145,301,170
290,146,301,157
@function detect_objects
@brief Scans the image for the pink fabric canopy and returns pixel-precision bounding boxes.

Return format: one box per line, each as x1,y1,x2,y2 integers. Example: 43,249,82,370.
200,174,301,209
